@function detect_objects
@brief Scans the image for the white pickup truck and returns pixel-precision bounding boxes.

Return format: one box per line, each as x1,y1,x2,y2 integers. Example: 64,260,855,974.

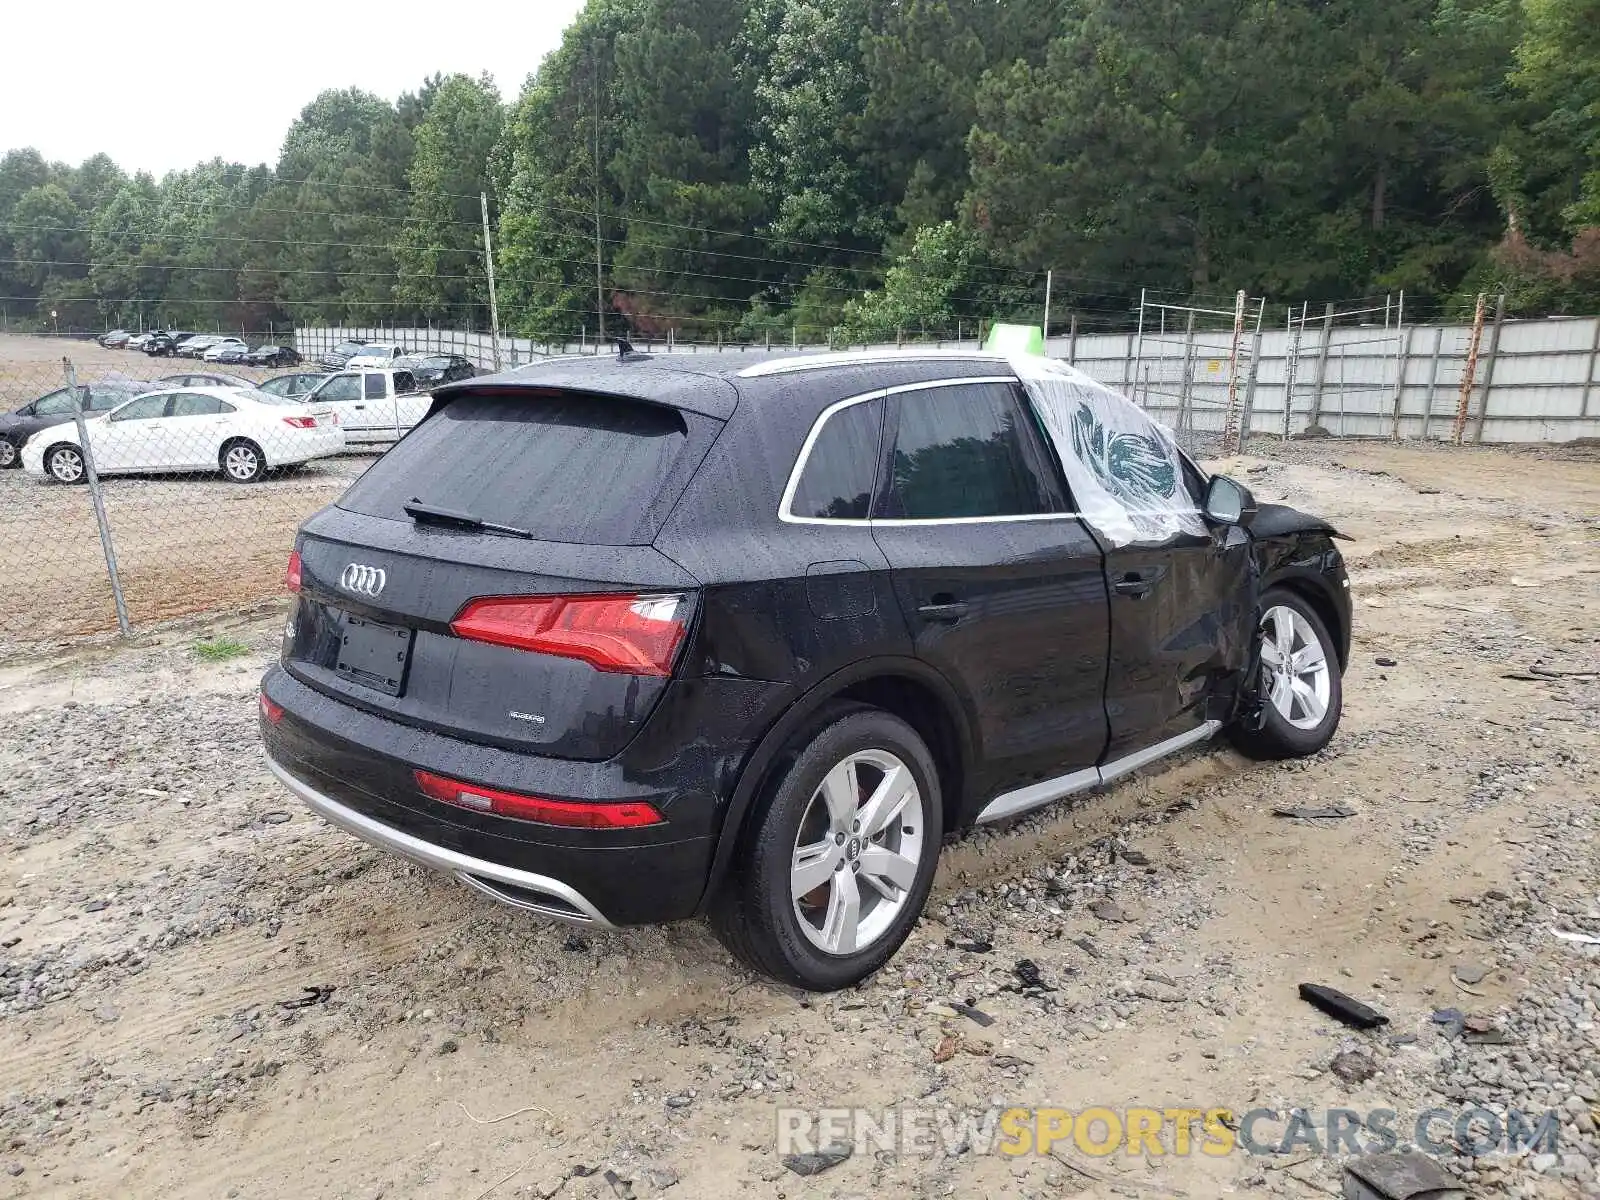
302,368,431,446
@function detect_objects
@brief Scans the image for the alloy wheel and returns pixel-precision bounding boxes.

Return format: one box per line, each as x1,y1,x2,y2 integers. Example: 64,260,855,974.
791,749,925,957
225,444,260,481
0,440,15,468
48,447,84,483
1259,604,1331,730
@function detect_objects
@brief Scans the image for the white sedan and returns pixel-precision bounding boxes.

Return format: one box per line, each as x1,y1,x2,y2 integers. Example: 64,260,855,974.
22,386,345,484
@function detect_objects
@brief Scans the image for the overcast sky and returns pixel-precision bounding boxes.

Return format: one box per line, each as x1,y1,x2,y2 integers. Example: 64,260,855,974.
0,0,588,177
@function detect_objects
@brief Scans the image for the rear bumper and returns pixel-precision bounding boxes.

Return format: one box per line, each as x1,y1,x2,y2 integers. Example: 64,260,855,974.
265,754,615,925
260,665,728,925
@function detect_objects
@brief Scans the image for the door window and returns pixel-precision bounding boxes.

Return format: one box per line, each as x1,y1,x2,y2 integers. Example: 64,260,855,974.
364,374,387,400
394,371,417,394
787,397,883,521
31,389,76,417
884,383,1056,520
315,375,361,403
1015,358,1205,545
110,395,172,422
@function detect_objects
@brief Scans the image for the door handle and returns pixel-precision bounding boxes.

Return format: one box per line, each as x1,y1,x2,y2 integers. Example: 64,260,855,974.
1114,574,1153,598
917,599,969,622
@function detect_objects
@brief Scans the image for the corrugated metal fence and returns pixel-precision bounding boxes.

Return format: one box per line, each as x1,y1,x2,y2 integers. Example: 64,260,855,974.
297,314,1600,445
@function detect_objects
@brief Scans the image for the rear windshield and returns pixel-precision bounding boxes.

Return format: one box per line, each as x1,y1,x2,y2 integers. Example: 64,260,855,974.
337,392,698,545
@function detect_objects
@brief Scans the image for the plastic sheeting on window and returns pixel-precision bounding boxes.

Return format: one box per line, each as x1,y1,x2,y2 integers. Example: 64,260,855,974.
1013,356,1205,547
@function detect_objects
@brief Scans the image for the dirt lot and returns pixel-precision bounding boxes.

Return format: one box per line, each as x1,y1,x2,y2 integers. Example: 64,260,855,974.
1,436,1598,1198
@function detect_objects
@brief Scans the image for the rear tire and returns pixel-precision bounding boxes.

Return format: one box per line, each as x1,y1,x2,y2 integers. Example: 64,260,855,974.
45,444,86,485
1228,587,1342,759
709,704,943,990
221,438,265,483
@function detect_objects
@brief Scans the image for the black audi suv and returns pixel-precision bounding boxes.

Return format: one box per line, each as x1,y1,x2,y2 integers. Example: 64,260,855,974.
260,350,1351,990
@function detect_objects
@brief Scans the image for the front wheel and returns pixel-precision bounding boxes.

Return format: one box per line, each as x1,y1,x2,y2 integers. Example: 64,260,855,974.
1229,588,1343,759
45,444,86,485
710,706,942,990
0,438,17,469
221,439,265,483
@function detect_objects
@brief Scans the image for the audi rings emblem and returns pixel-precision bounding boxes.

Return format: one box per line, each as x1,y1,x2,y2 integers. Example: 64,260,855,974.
339,563,387,598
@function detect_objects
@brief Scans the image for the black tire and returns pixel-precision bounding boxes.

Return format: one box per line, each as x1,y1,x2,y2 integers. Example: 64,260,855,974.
44,443,87,485
709,704,943,991
1228,587,1343,760
0,438,18,469
220,438,266,483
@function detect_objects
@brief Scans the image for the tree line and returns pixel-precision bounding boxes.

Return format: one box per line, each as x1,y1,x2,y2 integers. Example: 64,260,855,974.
2,0,1597,342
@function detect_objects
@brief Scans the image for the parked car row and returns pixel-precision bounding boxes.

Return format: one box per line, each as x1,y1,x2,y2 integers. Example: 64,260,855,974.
99,330,305,365
0,354,477,478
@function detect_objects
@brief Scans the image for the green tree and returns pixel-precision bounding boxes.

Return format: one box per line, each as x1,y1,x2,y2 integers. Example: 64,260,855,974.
496,0,642,340
394,74,504,322
607,0,769,334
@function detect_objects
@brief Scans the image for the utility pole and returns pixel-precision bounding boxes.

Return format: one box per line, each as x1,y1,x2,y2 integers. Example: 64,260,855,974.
1042,269,1053,340
593,47,606,348
480,192,503,371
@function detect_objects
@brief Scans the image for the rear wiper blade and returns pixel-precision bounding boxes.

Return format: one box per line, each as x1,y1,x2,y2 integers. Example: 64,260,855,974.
402,500,534,540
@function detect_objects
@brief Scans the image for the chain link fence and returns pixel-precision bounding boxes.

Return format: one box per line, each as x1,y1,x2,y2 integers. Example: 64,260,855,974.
0,333,362,654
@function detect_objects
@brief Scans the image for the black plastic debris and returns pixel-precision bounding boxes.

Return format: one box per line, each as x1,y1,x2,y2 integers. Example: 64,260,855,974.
1375,657,1398,668
1342,1151,1466,1199
1274,804,1357,820
952,1002,995,1028
1010,959,1056,992
1299,983,1389,1029
782,1142,852,1177
278,984,336,1010
945,936,994,954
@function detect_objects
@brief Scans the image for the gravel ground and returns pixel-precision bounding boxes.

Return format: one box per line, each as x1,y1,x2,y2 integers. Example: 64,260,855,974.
0,441,1598,1199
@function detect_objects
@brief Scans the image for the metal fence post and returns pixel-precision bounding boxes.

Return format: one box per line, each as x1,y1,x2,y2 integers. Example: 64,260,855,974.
1176,310,1198,449
1388,325,1414,441
1282,304,1303,440
1129,288,1146,398
1068,313,1078,365
1582,316,1600,418
1420,326,1445,440
1239,325,1264,445
1471,294,1507,444
1308,302,1336,428
63,358,131,637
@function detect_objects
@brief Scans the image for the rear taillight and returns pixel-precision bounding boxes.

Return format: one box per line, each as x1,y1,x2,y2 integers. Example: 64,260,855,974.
286,550,302,592
282,415,316,429
259,693,284,725
414,770,663,828
450,593,688,676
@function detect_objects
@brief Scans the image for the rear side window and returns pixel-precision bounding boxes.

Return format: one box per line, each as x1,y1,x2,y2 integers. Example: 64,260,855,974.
788,397,883,521
338,392,702,546
884,383,1055,520
171,393,230,416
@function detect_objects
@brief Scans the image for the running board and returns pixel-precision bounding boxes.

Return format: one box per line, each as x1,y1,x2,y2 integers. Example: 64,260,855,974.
974,720,1222,825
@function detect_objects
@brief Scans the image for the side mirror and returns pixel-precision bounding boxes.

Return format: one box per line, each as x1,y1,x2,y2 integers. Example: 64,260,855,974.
16,403,34,417
1204,474,1257,527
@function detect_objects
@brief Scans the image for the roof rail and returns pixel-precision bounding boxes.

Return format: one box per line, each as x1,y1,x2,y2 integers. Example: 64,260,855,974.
735,348,1012,379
